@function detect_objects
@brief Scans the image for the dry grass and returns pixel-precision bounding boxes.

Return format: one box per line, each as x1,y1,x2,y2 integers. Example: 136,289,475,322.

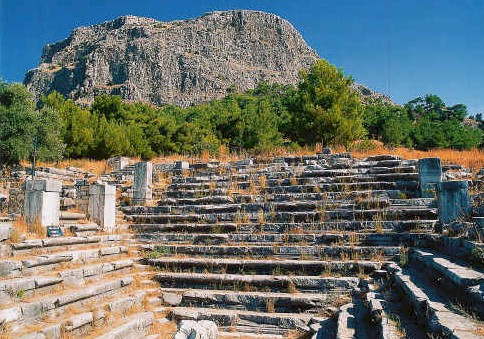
344,144,484,171
30,143,483,175
23,158,114,176
146,319,177,338
12,216,46,240
266,297,275,313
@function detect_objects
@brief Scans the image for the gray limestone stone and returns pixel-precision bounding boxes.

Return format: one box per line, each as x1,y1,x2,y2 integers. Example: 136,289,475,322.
175,320,218,339
88,184,116,231
0,260,22,277
25,191,60,227
0,223,12,241
438,180,471,224
418,158,441,198
175,161,190,170
0,306,22,323
64,312,94,330
133,161,152,205
161,292,183,306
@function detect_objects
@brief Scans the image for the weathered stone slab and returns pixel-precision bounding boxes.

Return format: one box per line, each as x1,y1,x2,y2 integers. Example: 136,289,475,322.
12,239,43,250
112,259,133,270
161,292,183,306
155,272,358,291
0,277,36,292
437,180,471,224
22,253,73,268
95,312,153,339
133,161,153,205
0,223,12,241
418,158,441,198
34,276,63,288
0,306,22,323
88,183,116,231
413,249,484,286
174,319,219,339
100,247,121,256
64,312,94,330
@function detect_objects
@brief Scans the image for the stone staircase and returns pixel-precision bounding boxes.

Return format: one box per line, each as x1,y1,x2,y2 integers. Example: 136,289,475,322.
122,153,483,338
0,230,176,338
1,152,483,338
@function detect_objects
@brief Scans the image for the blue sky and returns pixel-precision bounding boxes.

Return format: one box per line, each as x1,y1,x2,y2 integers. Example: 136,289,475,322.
1,0,483,114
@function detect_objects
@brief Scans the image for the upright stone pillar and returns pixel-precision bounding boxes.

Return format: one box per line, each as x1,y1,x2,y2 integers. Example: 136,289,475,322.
88,184,116,231
418,158,441,198
133,161,152,205
24,179,61,227
437,181,471,224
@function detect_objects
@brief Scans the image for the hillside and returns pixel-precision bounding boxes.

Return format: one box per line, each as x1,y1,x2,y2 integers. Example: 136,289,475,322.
24,10,390,106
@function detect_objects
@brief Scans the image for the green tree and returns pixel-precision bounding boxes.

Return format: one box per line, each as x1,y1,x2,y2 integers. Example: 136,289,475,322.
41,92,94,158
364,101,413,147
0,83,64,166
288,59,366,146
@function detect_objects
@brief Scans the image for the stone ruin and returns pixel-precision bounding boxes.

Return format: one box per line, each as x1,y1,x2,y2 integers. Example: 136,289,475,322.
0,152,483,338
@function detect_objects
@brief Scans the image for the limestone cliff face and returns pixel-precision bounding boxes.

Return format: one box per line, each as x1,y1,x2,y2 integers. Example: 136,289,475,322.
24,10,390,106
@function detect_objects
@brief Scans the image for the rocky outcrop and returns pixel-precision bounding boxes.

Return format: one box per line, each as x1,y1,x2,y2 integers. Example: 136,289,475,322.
24,11,317,107
24,10,391,107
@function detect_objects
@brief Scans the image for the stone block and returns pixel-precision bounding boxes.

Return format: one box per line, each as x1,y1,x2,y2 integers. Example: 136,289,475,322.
161,292,182,306
175,320,218,339
18,332,45,339
25,182,60,227
95,312,153,339
438,181,471,224
107,156,131,171
21,301,44,319
175,161,190,170
0,306,22,323
42,324,62,339
133,162,152,205
100,247,120,256
88,184,116,231
418,158,441,198
26,179,62,193
64,312,93,330
0,260,22,277
0,223,12,241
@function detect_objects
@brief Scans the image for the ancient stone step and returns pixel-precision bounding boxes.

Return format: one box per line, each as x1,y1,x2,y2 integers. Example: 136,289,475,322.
159,287,339,313
336,303,355,339
411,249,484,318
147,257,384,275
130,220,436,234
136,231,431,247
163,188,416,200
11,234,125,255
167,305,319,334
363,284,401,339
132,199,435,216
11,295,148,339
130,223,238,233
0,276,135,329
94,311,154,339
125,207,437,224
164,181,417,195
155,272,359,293
145,243,399,260
391,266,483,338
0,246,130,278
412,249,484,287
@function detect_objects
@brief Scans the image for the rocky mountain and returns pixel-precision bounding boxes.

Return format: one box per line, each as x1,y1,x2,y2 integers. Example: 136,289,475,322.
24,10,391,106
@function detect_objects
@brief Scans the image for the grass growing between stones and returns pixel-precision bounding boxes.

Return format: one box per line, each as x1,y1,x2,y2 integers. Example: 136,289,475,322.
12,216,46,240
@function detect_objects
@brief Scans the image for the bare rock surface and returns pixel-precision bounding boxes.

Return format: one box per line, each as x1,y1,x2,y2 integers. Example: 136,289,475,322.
24,10,391,106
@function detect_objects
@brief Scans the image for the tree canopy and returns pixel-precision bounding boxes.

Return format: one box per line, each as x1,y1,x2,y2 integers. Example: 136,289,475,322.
1,59,482,166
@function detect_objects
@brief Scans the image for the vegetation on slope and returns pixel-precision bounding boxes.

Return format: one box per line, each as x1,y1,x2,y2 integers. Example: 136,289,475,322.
1,59,483,166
